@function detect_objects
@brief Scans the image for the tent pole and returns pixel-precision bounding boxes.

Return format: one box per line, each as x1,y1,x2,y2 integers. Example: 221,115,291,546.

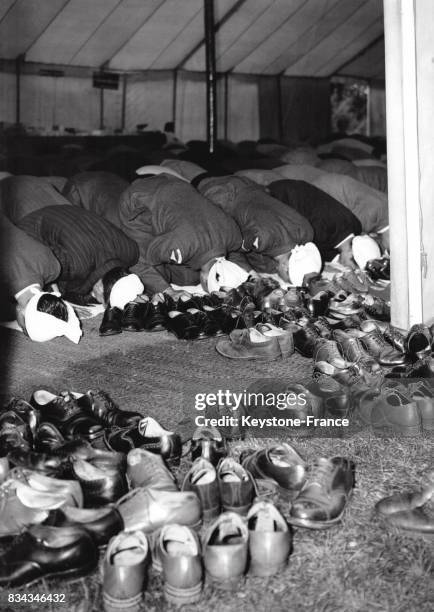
204,0,217,153
277,75,283,142
121,74,127,132
99,88,104,130
172,69,178,130
224,72,229,140
15,55,23,125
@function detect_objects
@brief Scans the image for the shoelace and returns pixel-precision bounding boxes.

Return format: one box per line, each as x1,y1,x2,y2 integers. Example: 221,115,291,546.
318,341,344,362
302,459,336,492
87,390,119,426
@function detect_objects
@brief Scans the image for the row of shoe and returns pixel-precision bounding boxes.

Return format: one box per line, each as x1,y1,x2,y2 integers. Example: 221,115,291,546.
104,501,292,610
0,389,182,466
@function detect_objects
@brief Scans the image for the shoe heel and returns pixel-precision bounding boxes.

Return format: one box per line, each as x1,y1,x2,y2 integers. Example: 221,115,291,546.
103,591,143,612
372,423,422,437
205,571,245,591
164,580,202,605
249,559,287,577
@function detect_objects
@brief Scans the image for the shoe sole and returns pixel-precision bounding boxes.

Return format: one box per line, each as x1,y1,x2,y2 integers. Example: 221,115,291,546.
205,570,245,591
249,559,287,577
164,580,202,605
288,505,349,530
215,349,294,361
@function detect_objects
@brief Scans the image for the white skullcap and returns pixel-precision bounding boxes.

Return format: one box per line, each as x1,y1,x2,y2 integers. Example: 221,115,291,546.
352,235,381,270
109,274,144,310
135,164,188,182
288,242,322,286
24,291,82,344
207,258,249,293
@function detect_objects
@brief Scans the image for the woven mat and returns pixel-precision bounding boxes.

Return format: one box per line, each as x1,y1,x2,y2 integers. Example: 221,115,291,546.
0,314,313,437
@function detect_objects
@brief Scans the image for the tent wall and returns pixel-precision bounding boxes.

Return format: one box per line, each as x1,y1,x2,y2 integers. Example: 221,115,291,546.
369,79,386,137
258,76,330,144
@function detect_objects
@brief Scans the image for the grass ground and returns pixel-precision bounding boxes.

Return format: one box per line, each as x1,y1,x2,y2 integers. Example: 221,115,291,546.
0,432,432,612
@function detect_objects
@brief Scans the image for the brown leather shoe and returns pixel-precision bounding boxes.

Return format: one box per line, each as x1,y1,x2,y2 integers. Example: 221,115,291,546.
203,512,248,590
289,457,355,529
159,524,202,605
216,328,293,361
217,457,254,515
103,531,149,612
182,458,220,521
247,500,292,576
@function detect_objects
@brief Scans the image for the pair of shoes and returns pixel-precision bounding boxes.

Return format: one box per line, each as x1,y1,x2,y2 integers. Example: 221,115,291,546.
288,457,355,529
240,443,306,499
360,294,390,321
123,299,166,333
216,326,293,361
103,530,149,612
386,357,434,379
375,478,434,535
333,329,382,374
329,293,363,317
30,390,104,443
191,425,228,465
204,504,291,588
105,416,182,466
182,457,255,520
0,525,99,587
347,321,406,366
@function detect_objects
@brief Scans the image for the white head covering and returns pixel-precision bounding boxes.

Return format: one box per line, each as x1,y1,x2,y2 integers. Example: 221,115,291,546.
135,164,188,182
352,235,381,270
24,291,82,344
109,274,144,310
207,258,249,293
288,242,322,286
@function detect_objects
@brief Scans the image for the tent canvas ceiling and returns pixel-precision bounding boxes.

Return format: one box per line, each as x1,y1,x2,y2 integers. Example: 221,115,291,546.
0,0,384,79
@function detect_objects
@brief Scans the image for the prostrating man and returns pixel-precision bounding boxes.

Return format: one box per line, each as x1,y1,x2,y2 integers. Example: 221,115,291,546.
0,212,81,343
0,175,71,223
61,171,129,228
17,205,139,306
156,161,320,286
268,179,363,266
118,173,250,296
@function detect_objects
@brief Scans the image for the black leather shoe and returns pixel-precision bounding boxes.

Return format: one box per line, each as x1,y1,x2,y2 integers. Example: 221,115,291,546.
105,416,182,466
300,290,330,317
406,324,432,358
191,425,228,466
144,300,167,332
186,308,220,338
99,306,122,336
30,390,103,442
293,324,321,358
166,311,200,340
0,410,32,456
0,525,98,587
176,296,204,312
70,458,129,507
44,506,123,547
241,444,306,499
289,457,355,529
38,433,126,471
74,389,142,428
121,301,148,332
220,308,247,335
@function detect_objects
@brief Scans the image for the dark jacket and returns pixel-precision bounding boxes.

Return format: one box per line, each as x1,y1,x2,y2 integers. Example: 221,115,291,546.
0,175,71,224
62,171,129,228
196,175,314,273
0,212,61,312
268,179,362,261
119,175,245,293
17,205,138,295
